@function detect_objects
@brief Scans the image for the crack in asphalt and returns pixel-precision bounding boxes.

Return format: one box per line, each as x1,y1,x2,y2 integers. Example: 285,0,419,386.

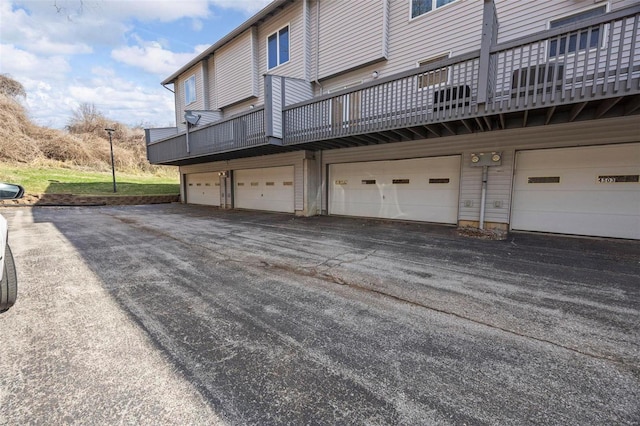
105,212,637,370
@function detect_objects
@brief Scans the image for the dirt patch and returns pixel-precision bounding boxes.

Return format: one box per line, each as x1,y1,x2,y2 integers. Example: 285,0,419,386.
457,226,508,240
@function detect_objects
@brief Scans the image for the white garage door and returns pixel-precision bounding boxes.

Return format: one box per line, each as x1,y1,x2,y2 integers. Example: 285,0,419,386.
511,144,640,239
329,156,461,224
235,166,295,213
186,172,220,206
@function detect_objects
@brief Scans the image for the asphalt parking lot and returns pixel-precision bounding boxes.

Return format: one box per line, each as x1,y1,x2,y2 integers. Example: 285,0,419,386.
0,204,638,425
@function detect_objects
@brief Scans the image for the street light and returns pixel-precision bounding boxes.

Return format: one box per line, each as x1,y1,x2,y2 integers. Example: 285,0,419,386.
104,128,117,193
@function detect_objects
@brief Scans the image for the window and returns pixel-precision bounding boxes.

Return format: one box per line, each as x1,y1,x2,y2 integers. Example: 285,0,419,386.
411,0,457,19
267,25,290,69
549,6,606,57
184,75,196,105
417,53,450,88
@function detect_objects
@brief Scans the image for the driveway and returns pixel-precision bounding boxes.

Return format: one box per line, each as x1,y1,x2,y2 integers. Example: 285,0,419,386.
0,204,638,425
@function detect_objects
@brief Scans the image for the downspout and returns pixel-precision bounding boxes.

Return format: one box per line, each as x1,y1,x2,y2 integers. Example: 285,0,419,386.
185,122,190,154
315,0,323,94
479,165,488,229
161,83,175,93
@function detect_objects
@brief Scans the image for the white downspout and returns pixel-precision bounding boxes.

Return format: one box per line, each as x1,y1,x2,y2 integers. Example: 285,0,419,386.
479,165,488,229
185,123,190,154
315,0,323,95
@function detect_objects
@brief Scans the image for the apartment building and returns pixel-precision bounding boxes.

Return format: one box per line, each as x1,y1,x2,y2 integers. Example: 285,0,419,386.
146,0,640,240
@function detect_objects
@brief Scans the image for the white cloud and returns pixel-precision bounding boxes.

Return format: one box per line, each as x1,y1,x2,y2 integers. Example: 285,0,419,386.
0,0,275,130
209,0,273,14
19,72,175,129
0,44,71,80
111,42,203,77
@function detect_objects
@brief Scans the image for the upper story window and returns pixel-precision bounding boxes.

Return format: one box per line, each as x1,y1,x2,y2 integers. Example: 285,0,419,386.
417,52,450,88
411,0,457,19
549,5,606,57
184,75,196,105
267,25,290,70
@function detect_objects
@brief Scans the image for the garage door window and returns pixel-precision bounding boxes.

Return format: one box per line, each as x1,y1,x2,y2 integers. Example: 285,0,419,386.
597,175,639,183
528,176,560,184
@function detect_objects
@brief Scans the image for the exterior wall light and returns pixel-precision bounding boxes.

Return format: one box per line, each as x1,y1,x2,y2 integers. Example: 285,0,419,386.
372,71,379,79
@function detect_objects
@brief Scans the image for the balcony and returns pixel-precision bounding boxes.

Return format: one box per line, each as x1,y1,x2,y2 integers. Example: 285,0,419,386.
146,6,639,164
146,76,313,165
146,107,290,165
282,5,640,149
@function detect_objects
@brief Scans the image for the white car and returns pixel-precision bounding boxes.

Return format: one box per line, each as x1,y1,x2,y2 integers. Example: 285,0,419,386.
1,183,24,312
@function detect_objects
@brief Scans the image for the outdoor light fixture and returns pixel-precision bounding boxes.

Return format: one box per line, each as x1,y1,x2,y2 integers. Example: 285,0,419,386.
471,153,480,163
372,71,379,79
492,152,502,162
104,128,117,193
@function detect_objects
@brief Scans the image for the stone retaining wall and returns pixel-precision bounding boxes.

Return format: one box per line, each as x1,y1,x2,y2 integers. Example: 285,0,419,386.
0,193,179,206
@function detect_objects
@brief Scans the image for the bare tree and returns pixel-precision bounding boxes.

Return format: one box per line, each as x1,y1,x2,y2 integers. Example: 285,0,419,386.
66,102,105,134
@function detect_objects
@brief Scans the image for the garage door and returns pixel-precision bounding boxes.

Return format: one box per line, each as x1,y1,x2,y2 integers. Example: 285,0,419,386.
235,166,295,213
186,172,220,206
329,156,461,224
511,144,640,239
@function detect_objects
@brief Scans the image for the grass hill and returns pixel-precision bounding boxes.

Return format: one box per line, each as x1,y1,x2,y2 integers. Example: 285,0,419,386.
0,75,178,197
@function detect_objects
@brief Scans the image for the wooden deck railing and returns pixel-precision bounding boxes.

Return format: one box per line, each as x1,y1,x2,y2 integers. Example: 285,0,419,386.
282,6,639,144
147,108,267,164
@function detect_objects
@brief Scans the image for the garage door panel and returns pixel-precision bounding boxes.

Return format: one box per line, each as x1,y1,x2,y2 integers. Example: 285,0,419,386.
512,144,639,239
235,166,294,213
186,172,220,206
330,156,460,224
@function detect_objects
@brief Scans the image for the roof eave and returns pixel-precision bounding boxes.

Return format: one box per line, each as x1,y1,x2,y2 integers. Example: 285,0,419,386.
160,0,291,85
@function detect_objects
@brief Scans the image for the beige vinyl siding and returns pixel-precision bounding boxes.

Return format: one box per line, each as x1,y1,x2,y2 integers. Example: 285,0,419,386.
207,55,216,109
179,151,309,212
313,0,482,95
260,1,305,79
388,0,481,71
316,0,388,80
271,76,283,138
223,99,260,118
459,149,514,224
215,28,258,108
175,63,204,132
495,0,635,43
251,0,306,114
303,0,312,81
320,115,637,223
284,78,313,106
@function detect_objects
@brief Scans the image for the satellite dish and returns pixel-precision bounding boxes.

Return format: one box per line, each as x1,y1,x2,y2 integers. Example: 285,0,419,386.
184,111,201,126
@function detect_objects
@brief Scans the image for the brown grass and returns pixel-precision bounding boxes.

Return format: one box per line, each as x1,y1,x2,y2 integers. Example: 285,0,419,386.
0,93,176,178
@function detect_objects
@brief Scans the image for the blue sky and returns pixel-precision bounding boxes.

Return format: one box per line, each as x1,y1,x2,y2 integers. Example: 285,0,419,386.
0,0,272,129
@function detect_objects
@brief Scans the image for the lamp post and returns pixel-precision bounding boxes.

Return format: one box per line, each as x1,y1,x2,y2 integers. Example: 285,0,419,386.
104,128,117,193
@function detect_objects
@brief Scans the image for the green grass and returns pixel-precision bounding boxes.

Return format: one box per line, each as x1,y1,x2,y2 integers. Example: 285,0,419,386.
0,163,180,196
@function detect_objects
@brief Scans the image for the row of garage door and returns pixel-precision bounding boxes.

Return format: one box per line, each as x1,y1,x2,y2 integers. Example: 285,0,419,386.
185,143,639,239
186,166,295,213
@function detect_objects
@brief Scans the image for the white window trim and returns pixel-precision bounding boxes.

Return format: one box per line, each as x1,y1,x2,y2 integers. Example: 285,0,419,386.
546,3,609,58
416,51,452,89
184,74,196,106
409,0,461,22
266,23,291,71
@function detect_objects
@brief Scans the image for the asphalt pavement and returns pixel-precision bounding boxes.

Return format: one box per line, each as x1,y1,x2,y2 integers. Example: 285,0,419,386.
0,204,638,425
